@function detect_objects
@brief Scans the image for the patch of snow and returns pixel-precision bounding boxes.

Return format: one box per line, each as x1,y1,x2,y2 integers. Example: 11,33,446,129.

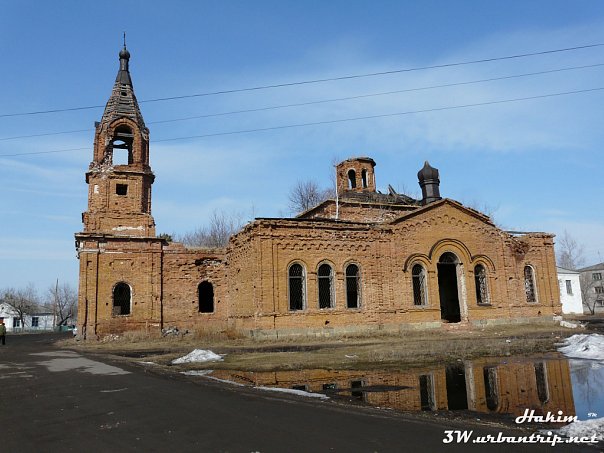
554,417,604,441
138,361,157,366
181,370,213,376
560,320,582,329
254,386,330,399
558,334,604,361
171,349,224,364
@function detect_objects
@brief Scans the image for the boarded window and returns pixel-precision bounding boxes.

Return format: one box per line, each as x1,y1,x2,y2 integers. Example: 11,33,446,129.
474,264,489,305
198,281,214,313
524,266,537,303
289,263,305,311
113,282,131,316
412,264,427,306
346,264,360,308
318,263,334,309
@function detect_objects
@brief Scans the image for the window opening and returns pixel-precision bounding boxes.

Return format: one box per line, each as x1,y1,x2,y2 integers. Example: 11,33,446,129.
412,264,427,306
288,264,305,311
198,281,214,313
351,380,365,401
534,362,549,403
565,280,573,295
593,272,602,281
32,317,39,328
361,169,368,188
347,169,356,189
483,366,499,411
116,184,128,196
346,264,360,308
318,263,334,309
474,264,489,305
113,282,131,316
419,374,435,411
524,266,537,303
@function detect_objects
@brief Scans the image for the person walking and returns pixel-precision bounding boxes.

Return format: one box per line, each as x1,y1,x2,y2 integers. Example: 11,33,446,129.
0,321,6,345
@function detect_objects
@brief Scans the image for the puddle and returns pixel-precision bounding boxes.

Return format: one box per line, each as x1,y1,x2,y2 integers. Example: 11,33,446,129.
204,355,603,423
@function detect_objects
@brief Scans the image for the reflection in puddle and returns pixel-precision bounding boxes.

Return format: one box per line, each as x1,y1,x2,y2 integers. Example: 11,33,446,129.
209,357,588,422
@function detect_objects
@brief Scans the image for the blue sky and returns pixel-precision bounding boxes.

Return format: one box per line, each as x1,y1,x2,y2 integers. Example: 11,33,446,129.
1,0,604,292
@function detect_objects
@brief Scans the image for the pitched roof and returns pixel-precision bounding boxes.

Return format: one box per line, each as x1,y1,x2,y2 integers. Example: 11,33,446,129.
578,262,604,272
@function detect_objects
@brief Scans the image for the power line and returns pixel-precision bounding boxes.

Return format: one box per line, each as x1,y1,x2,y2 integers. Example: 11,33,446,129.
152,87,604,142
2,62,603,142
0,43,602,119
1,86,601,157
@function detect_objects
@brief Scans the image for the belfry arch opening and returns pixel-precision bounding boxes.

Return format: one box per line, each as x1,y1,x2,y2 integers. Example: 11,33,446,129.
437,252,462,323
111,125,134,165
348,169,357,189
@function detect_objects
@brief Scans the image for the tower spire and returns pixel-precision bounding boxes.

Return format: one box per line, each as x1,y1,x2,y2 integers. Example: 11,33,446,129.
99,42,145,128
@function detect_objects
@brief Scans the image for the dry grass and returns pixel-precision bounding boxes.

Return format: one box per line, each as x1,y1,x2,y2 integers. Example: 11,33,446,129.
58,323,578,372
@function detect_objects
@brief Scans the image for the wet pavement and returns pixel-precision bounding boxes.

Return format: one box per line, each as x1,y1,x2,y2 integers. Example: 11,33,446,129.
0,333,600,452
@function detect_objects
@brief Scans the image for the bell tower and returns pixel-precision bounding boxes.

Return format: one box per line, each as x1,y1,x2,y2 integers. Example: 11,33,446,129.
82,44,155,237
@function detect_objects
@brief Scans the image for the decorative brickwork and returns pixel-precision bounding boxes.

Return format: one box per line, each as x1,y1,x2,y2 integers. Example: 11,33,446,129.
75,47,562,339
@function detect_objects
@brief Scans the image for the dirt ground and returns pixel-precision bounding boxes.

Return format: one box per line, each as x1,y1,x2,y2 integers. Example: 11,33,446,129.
61,321,586,372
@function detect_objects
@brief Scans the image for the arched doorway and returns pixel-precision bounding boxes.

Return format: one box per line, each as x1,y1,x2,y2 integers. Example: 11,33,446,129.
437,252,461,322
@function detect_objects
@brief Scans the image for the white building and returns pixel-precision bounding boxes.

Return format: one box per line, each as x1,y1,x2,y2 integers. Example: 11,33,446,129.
557,267,584,314
0,302,55,332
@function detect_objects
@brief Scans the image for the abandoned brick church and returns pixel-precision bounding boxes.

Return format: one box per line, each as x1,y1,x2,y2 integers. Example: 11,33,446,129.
75,47,562,339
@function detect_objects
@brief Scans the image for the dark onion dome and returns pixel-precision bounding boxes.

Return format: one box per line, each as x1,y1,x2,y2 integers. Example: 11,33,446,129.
119,46,130,60
417,161,439,182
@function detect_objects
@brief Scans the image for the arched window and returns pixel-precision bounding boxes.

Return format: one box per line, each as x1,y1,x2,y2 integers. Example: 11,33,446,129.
347,169,357,189
113,282,131,316
524,266,537,303
289,263,306,311
474,264,489,305
346,264,360,308
318,263,334,309
198,281,214,313
412,264,428,306
361,169,368,188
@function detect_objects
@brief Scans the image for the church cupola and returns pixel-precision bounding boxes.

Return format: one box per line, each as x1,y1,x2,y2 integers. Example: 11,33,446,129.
417,161,441,205
336,157,377,194
82,44,156,237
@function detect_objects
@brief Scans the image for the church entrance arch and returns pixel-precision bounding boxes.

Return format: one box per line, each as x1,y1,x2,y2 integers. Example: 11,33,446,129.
437,252,462,323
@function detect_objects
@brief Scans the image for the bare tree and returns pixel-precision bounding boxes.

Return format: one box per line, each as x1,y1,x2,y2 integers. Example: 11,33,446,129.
178,210,243,248
556,230,586,270
580,272,603,315
0,284,39,331
288,179,332,214
462,199,501,226
47,281,78,327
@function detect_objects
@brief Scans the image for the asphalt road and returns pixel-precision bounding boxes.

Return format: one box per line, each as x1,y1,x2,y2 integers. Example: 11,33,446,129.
0,333,598,453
